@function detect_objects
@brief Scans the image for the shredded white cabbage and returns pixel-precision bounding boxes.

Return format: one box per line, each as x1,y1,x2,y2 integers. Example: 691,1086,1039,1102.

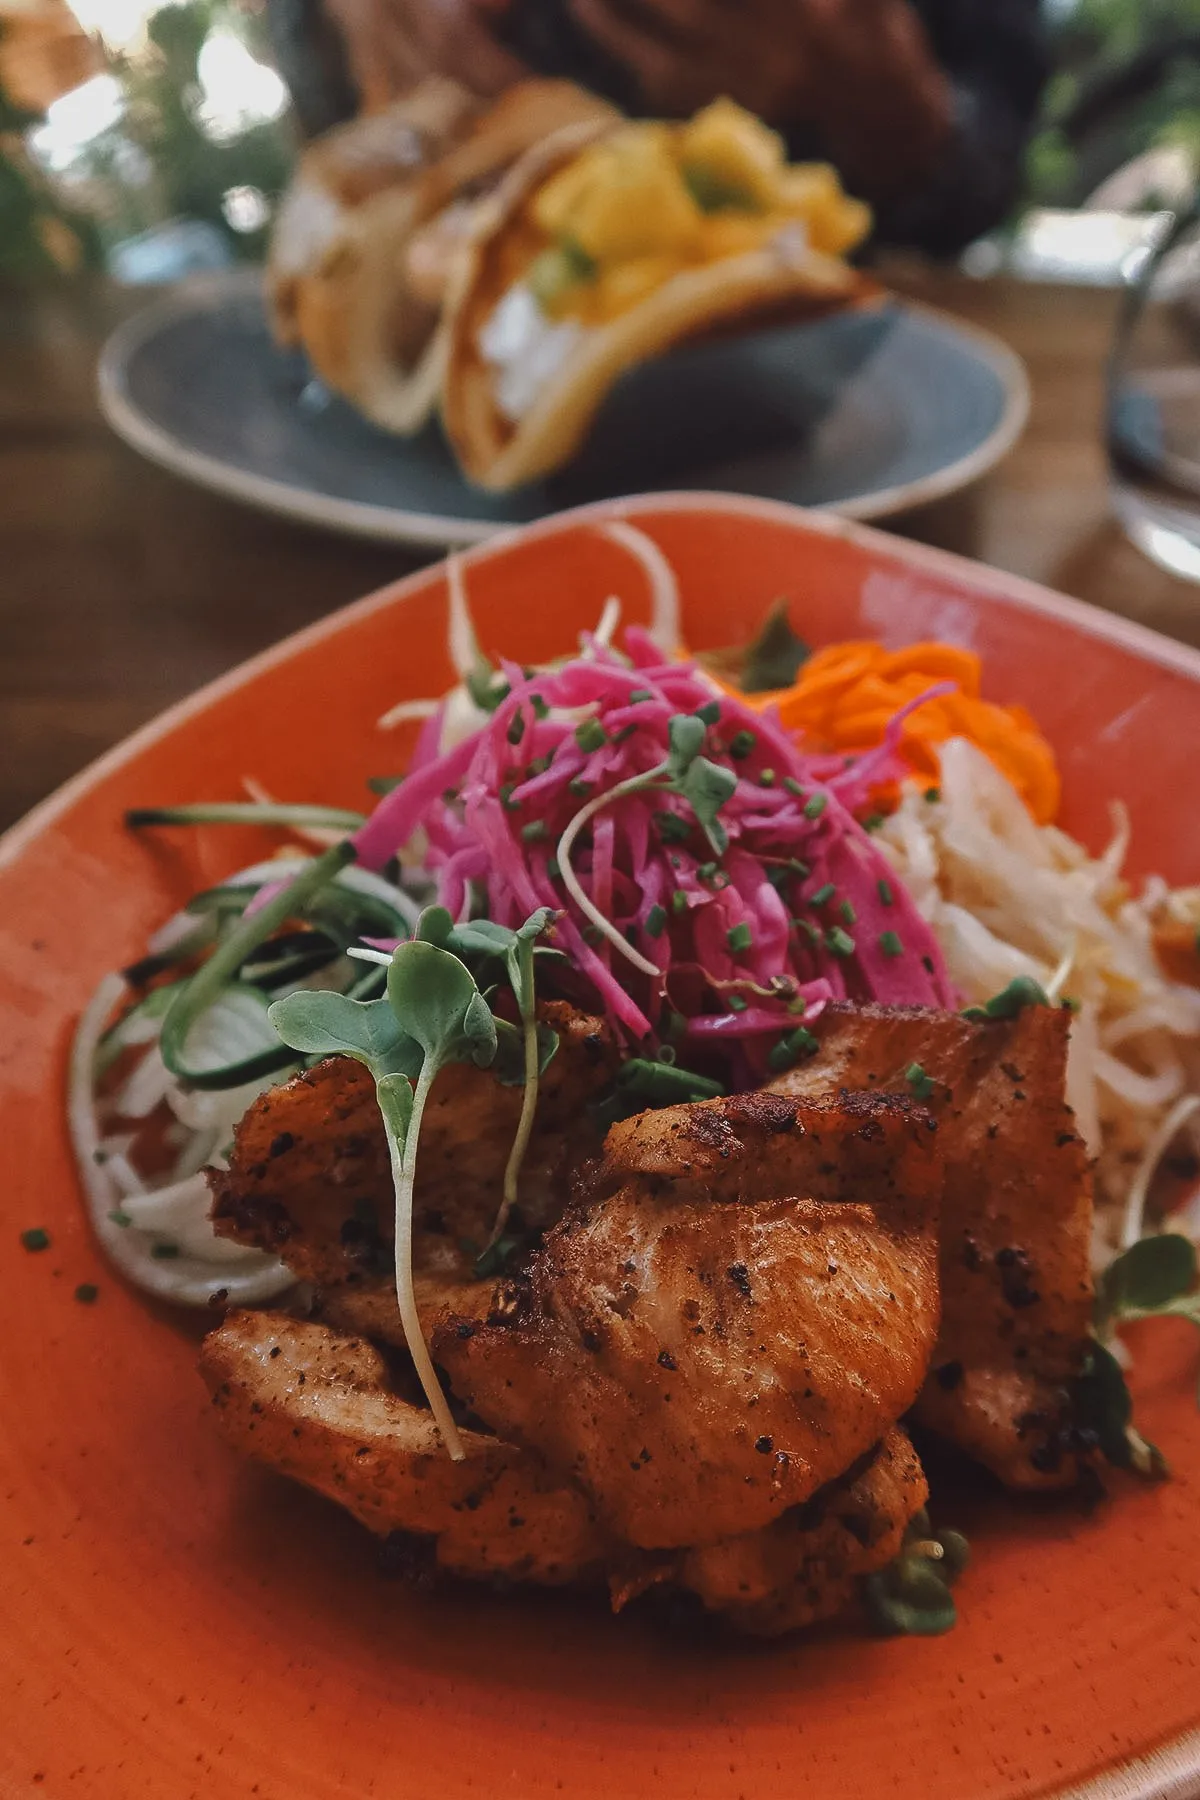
878,738,1200,1268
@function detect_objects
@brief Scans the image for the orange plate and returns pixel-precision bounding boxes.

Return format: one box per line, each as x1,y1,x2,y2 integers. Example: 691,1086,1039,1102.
3,494,1200,1800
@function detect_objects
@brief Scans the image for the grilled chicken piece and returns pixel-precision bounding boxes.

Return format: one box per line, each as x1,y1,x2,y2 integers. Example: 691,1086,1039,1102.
768,1002,1094,1489
199,1310,604,1585
209,1001,620,1286
311,1267,499,1349
677,1426,928,1636
435,1090,943,1551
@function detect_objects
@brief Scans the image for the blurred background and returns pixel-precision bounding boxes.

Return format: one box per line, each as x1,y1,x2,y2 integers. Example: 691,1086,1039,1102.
9,0,1200,834
7,0,1200,284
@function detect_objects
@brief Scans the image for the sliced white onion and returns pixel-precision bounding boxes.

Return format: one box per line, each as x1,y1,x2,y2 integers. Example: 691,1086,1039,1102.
69,973,293,1307
599,519,681,654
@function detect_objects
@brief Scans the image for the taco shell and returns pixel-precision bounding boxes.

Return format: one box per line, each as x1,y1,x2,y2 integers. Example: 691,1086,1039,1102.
267,78,619,436
442,104,877,490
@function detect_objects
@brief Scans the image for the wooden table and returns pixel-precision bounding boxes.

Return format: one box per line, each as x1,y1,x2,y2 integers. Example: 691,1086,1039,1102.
2,270,1196,834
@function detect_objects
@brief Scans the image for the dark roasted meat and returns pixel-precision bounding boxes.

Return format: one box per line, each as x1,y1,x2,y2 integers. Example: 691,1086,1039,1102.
767,1002,1094,1488
435,1089,943,1550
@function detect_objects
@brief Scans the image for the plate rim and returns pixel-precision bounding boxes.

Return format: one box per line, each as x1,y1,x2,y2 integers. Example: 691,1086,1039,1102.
6,490,1200,1800
5,487,1199,876
96,270,1031,549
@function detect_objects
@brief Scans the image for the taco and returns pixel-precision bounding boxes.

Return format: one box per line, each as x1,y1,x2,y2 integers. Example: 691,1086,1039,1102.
267,77,619,435
441,97,875,490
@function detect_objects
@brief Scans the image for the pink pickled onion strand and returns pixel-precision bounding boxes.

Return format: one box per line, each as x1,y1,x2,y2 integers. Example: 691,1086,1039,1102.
341,638,954,1063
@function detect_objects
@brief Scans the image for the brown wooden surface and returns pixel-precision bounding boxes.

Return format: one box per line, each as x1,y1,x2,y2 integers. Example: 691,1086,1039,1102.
2,270,1197,834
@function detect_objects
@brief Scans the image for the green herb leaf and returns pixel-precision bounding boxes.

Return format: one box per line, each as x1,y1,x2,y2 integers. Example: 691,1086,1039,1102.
905,1061,935,1101
1074,1340,1169,1479
962,974,1051,1023
677,755,737,854
666,713,707,777
387,940,498,1070
415,905,455,947
492,1018,561,1086
737,599,810,693
681,161,757,213
1101,1234,1198,1317
268,989,422,1081
860,1514,966,1637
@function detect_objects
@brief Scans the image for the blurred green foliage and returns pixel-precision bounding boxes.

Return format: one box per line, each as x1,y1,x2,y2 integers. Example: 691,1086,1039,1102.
0,27,99,279
1029,0,1200,207
80,0,295,259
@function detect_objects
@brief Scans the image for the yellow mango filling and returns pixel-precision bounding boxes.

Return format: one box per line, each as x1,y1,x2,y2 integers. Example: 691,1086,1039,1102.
520,98,871,327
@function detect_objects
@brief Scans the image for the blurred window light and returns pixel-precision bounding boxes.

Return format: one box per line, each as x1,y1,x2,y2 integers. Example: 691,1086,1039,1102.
63,0,166,53
194,30,287,143
28,71,124,169
222,182,269,232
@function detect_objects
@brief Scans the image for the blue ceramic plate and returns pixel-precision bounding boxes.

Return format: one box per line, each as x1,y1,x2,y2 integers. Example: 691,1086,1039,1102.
98,269,1029,548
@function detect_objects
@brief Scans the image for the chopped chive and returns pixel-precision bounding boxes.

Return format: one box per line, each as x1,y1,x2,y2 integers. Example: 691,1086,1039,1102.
546,856,561,880
612,723,636,745
671,889,690,914
839,899,857,925
877,878,894,906
728,729,756,760
782,777,804,797
803,792,827,820
1061,994,1081,1012
530,694,549,720
645,905,667,938
788,858,810,878
825,926,856,958
798,919,821,948
526,753,553,777
582,924,603,945
694,701,721,726
575,719,607,752
628,688,653,704
107,1209,132,1228
20,1227,50,1253
499,783,520,811
521,820,548,843
862,812,885,832
766,1026,819,1072
74,1283,99,1304
924,787,941,803
810,882,835,907
568,776,592,798
507,710,526,746
758,769,776,786
727,993,748,1013
655,812,692,844
879,930,904,958
151,1241,180,1260
906,1061,936,1100
698,860,719,884
726,922,753,954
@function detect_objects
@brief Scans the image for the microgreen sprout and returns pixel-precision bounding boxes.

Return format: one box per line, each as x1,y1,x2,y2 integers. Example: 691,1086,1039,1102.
557,712,738,980
1080,1232,1200,1478
271,932,501,1461
862,1509,968,1637
272,906,558,1459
